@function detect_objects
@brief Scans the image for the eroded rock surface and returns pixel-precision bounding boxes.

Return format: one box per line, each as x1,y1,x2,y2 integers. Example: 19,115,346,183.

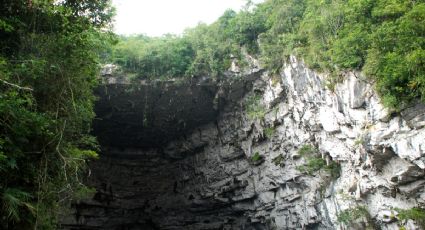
62,59,425,230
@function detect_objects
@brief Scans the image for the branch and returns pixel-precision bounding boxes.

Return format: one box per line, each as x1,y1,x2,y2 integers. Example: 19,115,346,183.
0,78,33,91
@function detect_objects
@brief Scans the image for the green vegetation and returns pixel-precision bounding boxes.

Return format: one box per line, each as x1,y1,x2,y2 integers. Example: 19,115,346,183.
297,157,327,175
354,137,365,146
259,0,425,109
251,152,262,162
272,154,285,167
337,206,371,225
246,94,267,120
0,0,423,228
108,0,425,109
72,187,97,201
107,5,269,79
296,144,341,178
325,161,342,179
396,207,425,228
264,127,276,139
0,0,114,228
111,35,195,79
298,144,316,156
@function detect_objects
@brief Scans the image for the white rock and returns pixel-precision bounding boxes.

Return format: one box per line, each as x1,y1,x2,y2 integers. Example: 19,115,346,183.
319,107,340,133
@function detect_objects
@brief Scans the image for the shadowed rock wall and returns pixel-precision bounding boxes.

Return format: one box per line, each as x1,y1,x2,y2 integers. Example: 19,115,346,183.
93,82,218,148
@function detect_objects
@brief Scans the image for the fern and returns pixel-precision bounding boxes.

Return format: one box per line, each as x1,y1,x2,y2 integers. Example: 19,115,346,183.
1,188,34,221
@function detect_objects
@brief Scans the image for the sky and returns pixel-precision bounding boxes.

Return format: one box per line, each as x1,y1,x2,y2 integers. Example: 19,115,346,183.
112,0,262,36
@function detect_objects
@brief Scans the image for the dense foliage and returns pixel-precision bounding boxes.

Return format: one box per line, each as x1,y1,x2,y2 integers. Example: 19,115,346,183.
110,0,425,109
259,0,425,108
0,0,114,228
0,0,423,227
108,4,269,79
112,35,195,79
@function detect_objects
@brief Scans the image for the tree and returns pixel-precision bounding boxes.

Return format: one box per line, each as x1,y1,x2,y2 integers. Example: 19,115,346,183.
0,0,114,228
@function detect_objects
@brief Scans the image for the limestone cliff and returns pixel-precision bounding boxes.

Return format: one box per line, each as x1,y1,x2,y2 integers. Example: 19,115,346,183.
62,58,425,230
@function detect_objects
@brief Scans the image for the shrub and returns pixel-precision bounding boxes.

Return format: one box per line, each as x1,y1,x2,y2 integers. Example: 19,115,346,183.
296,144,341,178
296,157,326,175
264,127,276,139
258,0,425,109
396,207,425,228
297,157,341,178
325,161,341,179
109,0,425,108
298,144,316,156
272,154,284,167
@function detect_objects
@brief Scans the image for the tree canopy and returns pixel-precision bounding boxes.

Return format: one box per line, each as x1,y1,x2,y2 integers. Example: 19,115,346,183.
0,0,424,227
109,0,425,109
0,0,114,228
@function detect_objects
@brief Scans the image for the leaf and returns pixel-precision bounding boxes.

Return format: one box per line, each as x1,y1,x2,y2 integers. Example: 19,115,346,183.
0,19,14,32
7,158,17,169
1,188,32,221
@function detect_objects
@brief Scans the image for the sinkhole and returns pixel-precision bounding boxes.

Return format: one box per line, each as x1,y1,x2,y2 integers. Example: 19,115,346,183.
61,72,266,230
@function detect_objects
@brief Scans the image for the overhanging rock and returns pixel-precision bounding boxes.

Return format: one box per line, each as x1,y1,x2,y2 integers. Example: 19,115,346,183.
93,81,218,149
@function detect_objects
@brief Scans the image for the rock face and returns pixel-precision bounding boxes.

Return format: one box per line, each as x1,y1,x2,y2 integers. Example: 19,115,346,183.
62,58,425,230
93,81,218,148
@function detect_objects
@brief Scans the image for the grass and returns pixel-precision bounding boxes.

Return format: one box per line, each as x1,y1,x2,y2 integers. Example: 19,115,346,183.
337,206,370,225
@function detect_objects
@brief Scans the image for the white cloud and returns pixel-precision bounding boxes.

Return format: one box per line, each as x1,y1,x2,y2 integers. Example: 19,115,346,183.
112,0,262,36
